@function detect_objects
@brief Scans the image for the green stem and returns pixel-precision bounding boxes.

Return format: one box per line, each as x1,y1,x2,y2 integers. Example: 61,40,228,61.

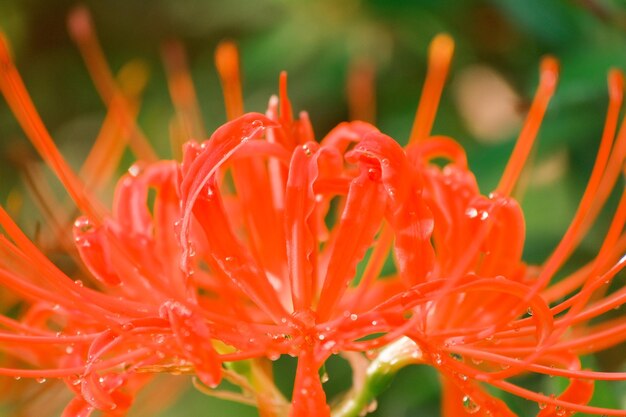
332,337,423,417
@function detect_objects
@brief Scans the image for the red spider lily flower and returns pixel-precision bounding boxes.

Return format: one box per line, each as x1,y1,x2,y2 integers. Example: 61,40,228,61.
1,7,626,417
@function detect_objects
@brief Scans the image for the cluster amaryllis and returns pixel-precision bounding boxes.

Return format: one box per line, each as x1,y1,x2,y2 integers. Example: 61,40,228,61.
1,7,626,417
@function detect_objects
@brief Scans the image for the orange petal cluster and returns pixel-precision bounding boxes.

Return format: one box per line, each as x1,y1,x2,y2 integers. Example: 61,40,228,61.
0,8,625,417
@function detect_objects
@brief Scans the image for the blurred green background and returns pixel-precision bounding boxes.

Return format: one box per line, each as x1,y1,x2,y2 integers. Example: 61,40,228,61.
1,0,626,416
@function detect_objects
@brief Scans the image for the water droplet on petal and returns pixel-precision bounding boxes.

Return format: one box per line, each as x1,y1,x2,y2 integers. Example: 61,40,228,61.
322,340,337,352
320,372,329,383
367,167,381,181
36,377,47,384
462,395,480,414
365,350,378,360
73,216,95,233
465,207,478,218
127,163,143,177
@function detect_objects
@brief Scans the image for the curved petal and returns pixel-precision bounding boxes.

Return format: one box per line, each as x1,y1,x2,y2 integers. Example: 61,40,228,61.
290,347,330,417
348,132,435,286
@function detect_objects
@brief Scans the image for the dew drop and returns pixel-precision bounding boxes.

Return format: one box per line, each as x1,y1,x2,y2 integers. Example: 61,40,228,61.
74,236,91,248
381,158,390,167
527,307,533,316
74,280,84,287
322,340,337,352
365,350,378,360
320,372,329,383
367,167,381,181
302,144,313,156
349,313,358,321
73,216,95,233
462,395,480,414
65,345,74,354
465,207,478,218
13,376,21,381
432,353,443,366
36,377,47,384
127,163,143,177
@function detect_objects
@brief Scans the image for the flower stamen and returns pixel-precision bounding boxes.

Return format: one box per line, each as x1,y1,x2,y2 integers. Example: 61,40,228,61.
215,40,244,121
496,56,559,197
409,34,455,144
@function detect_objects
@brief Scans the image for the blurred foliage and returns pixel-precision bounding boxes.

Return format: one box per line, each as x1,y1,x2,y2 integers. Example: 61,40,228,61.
1,0,626,416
